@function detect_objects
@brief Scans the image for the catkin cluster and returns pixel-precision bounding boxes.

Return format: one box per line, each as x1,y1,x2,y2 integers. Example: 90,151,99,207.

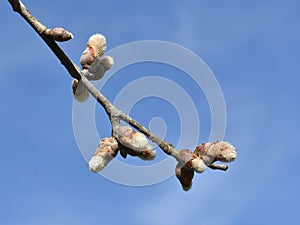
72,34,114,102
175,142,236,191
89,126,156,173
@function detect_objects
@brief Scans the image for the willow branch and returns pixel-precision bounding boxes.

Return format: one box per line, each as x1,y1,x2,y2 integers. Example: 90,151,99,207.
80,75,180,160
8,0,227,171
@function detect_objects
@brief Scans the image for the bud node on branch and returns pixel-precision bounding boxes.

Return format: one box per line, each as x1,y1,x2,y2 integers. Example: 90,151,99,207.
44,27,74,42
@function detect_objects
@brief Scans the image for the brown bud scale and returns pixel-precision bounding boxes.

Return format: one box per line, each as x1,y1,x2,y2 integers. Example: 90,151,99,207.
45,27,74,42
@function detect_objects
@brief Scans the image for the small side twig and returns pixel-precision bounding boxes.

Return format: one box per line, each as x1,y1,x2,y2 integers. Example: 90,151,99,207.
208,164,228,171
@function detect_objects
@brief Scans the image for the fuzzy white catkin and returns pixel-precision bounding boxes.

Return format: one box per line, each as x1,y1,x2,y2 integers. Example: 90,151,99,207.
88,137,118,172
75,34,113,102
195,141,237,165
80,34,107,69
74,90,89,102
191,157,207,173
72,79,89,102
100,55,114,70
87,34,106,57
215,142,237,162
84,56,114,80
89,155,107,172
116,126,149,151
128,132,150,150
116,126,156,160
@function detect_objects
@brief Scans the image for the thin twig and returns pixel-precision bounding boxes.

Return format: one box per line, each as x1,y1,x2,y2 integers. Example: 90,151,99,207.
8,0,227,171
208,164,228,171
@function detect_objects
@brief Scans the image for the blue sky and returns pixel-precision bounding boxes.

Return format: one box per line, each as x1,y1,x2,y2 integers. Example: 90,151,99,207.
1,0,300,224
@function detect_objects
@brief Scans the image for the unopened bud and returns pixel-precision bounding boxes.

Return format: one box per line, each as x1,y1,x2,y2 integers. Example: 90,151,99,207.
175,163,194,191
45,27,74,42
72,79,89,102
116,126,156,160
89,137,119,173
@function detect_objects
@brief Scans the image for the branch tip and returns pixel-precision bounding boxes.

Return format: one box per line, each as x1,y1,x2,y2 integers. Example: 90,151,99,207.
208,163,228,171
